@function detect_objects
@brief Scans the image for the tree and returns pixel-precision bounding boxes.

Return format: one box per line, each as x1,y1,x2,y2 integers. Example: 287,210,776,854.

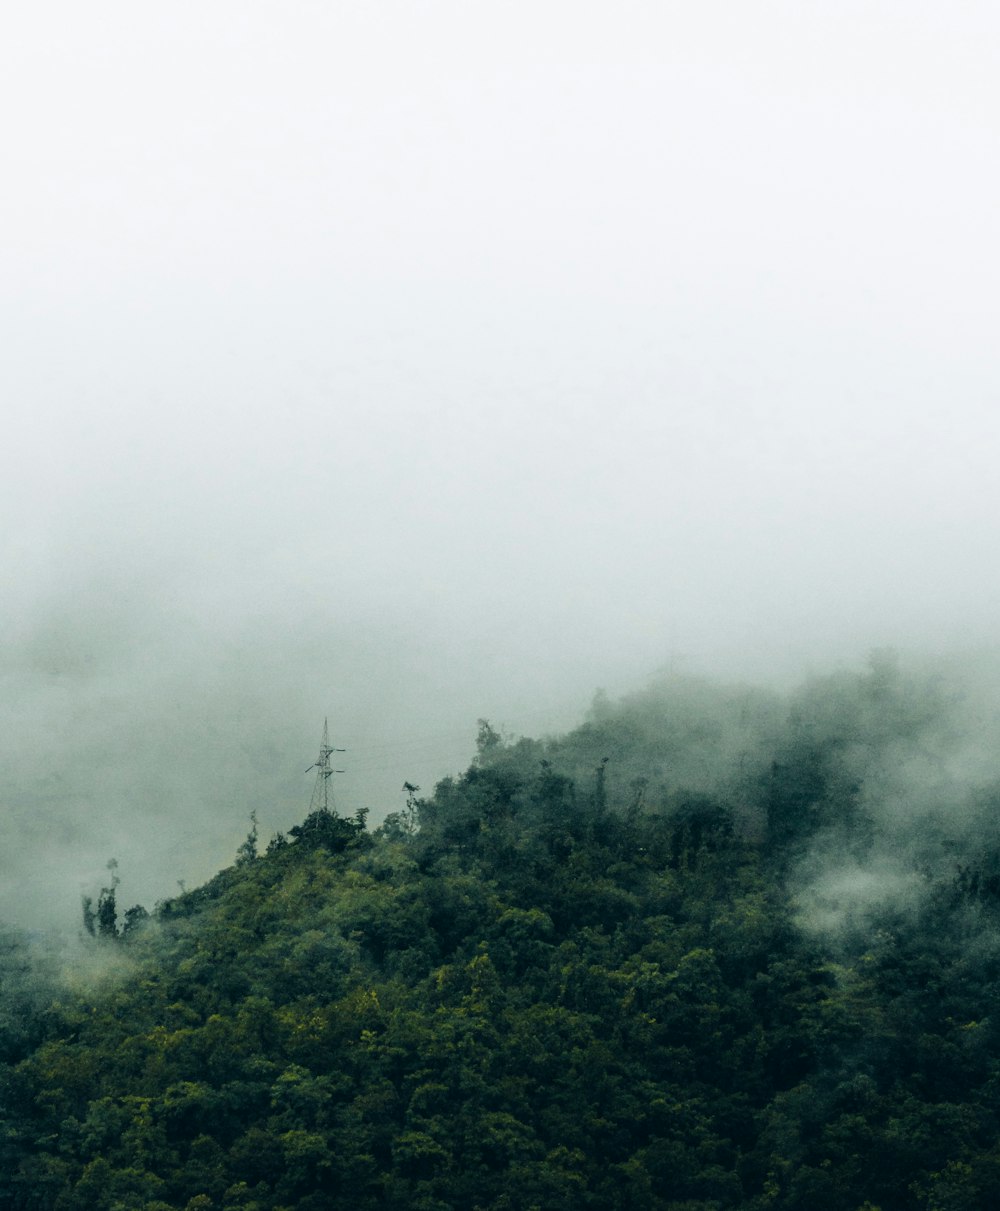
96,859,120,940
289,808,365,854
235,812,259,865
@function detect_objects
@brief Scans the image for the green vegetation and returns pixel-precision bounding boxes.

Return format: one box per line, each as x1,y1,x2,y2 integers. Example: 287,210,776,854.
5,657,1000,1209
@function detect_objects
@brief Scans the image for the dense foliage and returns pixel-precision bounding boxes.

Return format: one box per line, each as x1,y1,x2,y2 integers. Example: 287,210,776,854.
5,658,1000,1210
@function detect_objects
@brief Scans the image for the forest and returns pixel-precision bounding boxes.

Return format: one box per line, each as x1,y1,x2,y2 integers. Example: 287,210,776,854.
5,654,1000,1210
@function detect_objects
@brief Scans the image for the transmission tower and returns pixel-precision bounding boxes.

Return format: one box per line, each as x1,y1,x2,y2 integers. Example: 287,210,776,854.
305,718,345,814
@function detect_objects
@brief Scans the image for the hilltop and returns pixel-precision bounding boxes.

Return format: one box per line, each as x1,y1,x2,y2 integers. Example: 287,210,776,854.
5,658,1000,1209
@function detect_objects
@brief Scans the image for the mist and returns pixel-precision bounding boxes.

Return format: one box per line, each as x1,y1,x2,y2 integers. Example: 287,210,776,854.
4,2,1000,928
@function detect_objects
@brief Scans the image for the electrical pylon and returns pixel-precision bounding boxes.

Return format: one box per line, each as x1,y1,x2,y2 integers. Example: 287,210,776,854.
305,718,345,814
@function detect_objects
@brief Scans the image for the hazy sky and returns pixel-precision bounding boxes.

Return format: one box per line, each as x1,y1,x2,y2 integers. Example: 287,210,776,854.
3,1,1000,924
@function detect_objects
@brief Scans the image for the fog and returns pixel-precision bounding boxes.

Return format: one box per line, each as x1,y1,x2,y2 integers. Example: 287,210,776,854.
3,1,1000,927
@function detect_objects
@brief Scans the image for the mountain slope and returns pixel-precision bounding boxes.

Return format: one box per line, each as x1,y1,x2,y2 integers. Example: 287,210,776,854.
6,662,1000,1210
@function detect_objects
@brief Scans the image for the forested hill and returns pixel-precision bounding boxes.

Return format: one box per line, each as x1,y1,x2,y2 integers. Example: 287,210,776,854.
7,659,1000,1210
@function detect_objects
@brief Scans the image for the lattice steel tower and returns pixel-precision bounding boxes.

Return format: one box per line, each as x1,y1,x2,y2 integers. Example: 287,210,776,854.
305,718,345,813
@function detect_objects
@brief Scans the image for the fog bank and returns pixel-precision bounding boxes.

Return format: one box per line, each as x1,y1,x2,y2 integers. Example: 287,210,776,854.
4,2,1000,924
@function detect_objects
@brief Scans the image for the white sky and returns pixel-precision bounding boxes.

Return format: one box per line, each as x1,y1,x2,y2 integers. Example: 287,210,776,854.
3,1,1000,923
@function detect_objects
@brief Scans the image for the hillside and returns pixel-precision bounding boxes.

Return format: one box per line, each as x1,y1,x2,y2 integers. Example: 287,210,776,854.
5,659,1000,1210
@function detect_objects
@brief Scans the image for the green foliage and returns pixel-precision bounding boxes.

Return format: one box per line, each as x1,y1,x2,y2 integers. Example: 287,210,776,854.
9,662,1000,1208
235,812,259,866
288,807,369,855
